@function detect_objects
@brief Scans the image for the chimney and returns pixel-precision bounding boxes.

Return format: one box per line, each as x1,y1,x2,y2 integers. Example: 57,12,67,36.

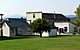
21,17,23,19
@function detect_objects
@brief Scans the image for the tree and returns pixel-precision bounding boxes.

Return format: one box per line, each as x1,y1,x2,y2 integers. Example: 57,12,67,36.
29,18,55,37
73,19,80,27
73,5,80,33
75,5,80,18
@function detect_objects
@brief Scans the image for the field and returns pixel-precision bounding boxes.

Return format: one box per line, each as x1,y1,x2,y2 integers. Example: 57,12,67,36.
0,36,80,50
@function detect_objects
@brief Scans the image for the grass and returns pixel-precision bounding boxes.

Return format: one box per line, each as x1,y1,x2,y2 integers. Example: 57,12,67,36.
0,35,80,50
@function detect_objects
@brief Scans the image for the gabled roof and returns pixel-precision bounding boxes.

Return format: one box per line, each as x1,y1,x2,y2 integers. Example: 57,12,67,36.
42,13,70,22
4,18,29,28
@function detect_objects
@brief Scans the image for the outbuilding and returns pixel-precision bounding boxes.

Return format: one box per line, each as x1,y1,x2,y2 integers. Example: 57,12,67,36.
2,18,30,37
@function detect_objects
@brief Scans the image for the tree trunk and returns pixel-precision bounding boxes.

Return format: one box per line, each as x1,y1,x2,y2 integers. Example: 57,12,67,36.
40,32,42,37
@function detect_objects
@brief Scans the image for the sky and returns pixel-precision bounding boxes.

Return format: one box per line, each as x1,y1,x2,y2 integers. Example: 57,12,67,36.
0,0,80,18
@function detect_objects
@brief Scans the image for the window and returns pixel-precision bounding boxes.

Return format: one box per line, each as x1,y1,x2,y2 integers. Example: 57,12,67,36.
74,27,77,32
10,28,14,34
59,28,64,33
18,28,24,33
33,14,35,18
64,27,67,32
56,27,58,31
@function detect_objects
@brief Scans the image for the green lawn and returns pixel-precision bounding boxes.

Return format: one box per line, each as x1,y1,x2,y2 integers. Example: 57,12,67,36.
0,36,80,50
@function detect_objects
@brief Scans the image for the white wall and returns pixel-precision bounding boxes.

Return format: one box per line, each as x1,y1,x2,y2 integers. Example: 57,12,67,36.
42,29,57,37
54,22,77,35
33,33,40,35
54,22,69,35
42,31,49,37
54,22,69,29
69,23,77,32
49,29,57,36
26,12,42,24
2,23,10,37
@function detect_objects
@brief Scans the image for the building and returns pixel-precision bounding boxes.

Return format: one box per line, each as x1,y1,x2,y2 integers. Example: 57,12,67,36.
2,18,31,37
0,20,2,36
26,11,77,35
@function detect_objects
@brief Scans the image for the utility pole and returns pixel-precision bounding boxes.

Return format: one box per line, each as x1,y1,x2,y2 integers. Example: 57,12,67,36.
0,14,4,37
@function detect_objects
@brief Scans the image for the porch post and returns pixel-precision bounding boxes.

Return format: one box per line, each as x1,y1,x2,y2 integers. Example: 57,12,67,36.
0,14,4,37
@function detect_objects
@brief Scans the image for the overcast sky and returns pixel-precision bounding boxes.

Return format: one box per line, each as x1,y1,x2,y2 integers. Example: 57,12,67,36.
0,0,80,17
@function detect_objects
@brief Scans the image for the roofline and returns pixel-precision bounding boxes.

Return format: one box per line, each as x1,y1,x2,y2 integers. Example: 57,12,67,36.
26,11,62,15
54,22,77,26
6,18,26,19
26,11,66,17
42,13,62,15
26,11,42,14
26,11,64,15
54,21,71,23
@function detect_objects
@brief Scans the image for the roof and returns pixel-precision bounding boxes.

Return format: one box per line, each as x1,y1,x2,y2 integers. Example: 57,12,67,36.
4,18,29,28
42,13,70,22
26,11,70,22
26,11,42,14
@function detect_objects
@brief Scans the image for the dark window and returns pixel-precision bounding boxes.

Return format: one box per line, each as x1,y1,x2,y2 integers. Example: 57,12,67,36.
62,28,64,33
59,28,64,33
11,28,14,34
56,27,58,31
64,27,67,32
33,14,35,18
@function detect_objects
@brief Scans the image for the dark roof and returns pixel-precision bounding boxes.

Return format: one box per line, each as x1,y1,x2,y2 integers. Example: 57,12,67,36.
4,18,29,28
42,13,70,22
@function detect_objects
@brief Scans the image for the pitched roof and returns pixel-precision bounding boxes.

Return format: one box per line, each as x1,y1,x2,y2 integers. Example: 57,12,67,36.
42,13,70,22
4,18,29,28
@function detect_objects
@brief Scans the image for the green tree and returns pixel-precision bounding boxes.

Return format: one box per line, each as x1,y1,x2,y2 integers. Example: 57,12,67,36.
29,18,55,37
73,19,80,27
75,5,80,18
73,5,80,33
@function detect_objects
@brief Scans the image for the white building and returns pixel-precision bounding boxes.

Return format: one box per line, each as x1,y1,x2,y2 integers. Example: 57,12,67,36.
2,18,31,37
26,11,77,35
54,22,77,35
26,11,57,36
